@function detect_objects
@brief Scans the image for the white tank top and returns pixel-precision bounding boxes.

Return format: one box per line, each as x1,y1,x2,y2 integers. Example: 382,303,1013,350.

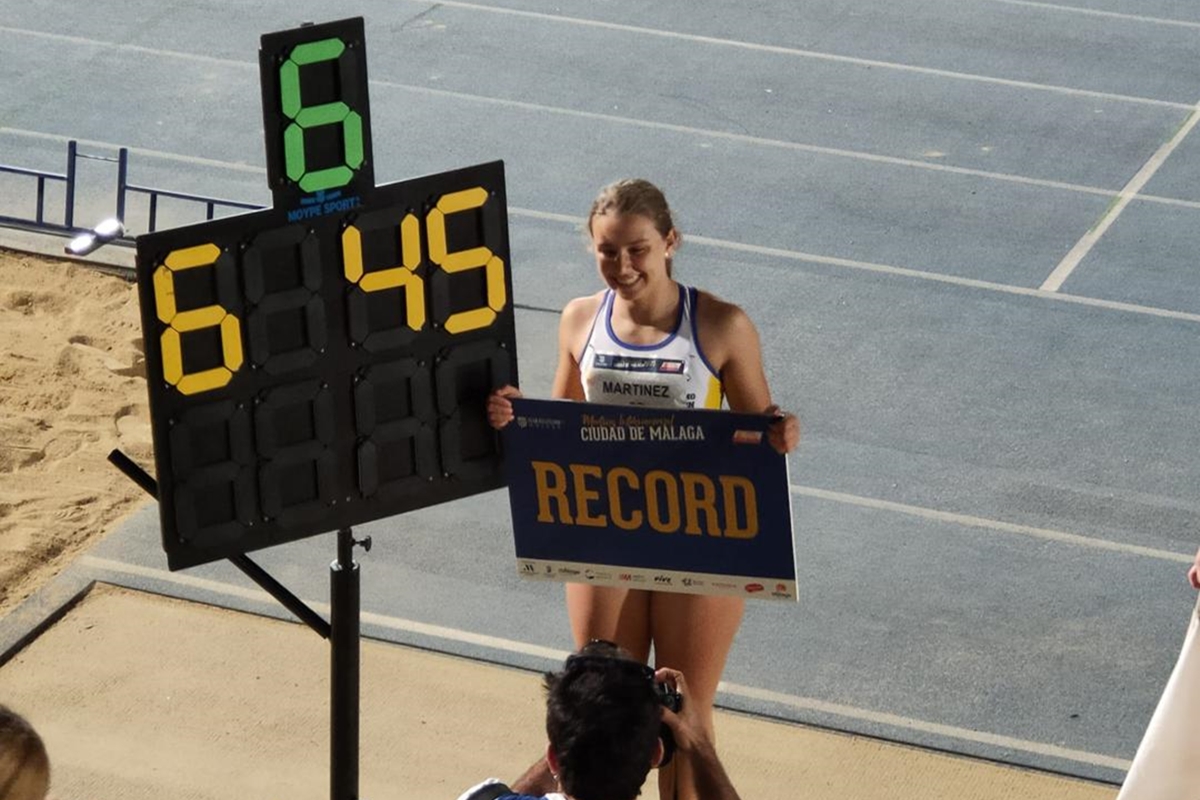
579,284,723,410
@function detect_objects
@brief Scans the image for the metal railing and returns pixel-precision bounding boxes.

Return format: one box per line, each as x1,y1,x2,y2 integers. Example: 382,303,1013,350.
0,140,80,233
0,140,262,245
120,153,261,233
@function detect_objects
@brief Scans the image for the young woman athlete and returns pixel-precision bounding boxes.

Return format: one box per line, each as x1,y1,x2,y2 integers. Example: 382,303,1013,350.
487,178,800,800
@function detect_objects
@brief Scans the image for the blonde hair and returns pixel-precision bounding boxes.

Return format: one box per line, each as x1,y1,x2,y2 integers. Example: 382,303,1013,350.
587,179,681,274
0,706,49,800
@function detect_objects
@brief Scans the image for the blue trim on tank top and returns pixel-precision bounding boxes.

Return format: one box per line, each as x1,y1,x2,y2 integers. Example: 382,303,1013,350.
688,286,721,380
603,284,685,351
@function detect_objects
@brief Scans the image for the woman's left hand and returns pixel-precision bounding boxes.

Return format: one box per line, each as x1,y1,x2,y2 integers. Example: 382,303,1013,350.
1188,546,1200,590
764,404,800,455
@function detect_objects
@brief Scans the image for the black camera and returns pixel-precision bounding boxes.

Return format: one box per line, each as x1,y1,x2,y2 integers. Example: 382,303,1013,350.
655,681,682,766
655,681,682,713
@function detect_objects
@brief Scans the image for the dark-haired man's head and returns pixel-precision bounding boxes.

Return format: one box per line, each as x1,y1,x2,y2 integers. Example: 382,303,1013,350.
543,641,663,800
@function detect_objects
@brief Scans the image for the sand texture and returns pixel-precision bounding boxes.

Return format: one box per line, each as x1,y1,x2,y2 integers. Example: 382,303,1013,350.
0,250,151,615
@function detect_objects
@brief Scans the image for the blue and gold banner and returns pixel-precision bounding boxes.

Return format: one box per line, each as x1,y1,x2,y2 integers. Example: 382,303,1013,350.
504,398,797,601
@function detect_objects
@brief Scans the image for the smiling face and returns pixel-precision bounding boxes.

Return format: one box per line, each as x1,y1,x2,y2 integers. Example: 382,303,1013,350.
589,212,678,301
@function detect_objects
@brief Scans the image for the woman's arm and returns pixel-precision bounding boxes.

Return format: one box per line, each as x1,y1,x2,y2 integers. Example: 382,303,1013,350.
549,295,596,401
697,292,799,454
486,294,598,429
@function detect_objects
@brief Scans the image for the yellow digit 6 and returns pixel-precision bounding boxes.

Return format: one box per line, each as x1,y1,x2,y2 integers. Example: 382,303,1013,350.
342,213,426,331
426,187,507,334
153,243,243,395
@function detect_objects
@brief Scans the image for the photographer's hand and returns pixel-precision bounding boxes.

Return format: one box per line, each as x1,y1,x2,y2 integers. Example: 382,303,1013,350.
655,668,742,800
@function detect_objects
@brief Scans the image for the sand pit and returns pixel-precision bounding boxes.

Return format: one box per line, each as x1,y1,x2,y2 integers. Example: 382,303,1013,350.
0,249,151,616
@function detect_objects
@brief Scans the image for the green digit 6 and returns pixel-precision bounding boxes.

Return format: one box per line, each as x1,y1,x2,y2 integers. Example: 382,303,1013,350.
279,37,364,192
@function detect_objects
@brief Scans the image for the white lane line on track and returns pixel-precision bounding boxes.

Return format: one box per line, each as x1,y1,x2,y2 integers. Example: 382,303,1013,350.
721,682,1130,771
366,83,1200,208
79,554,1131,771
3,30,1200,211
404,0,1193,110
682,232,1200,324
1040,107,1200,292
8,84,1200,214
0,15,1185,115
0,25,257,69
989,0,1200,29
7,124,1200,324
8,119,1200,323
791,485,1194,563
0,127,268,174
512,208,1200,325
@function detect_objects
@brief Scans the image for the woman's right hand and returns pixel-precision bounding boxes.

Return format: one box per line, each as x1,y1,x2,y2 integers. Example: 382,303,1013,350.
487,385,523,430
1189,546,1200,590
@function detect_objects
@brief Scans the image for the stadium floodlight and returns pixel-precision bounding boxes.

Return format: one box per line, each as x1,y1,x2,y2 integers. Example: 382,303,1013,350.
65,218,125,256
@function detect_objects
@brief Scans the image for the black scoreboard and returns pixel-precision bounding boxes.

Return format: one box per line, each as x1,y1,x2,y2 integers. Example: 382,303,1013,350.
135,18,517,570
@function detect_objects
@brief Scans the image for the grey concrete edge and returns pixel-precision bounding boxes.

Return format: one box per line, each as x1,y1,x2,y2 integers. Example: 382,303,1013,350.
0,567,98,669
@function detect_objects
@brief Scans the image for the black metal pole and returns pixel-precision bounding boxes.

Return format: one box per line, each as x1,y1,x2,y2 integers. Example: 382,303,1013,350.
107,448,333,639
108,448,158,498
230,554,331,639
64,140,77,229
115,146,128,224
330,528,361,800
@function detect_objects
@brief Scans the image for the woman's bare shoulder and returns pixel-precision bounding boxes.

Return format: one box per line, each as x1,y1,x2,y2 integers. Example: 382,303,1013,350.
694,289,755,338
561,291,606,328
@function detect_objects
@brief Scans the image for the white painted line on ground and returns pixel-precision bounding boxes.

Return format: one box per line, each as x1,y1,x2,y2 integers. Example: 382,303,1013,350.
372,83,1200,206
0,25,257,69
682,231,1200,324
81,557,273,604
508,208,582,226
7,122,1200,324
9,111,1200,213
1106,192,1199,211
0,14,1185,115
508,207,1200,324
1041,107,1200,292
791,485,1194,563
990,0,1200,29
720,682,1131,771
7,126,1200,323
0,126,268,175
408,0,1193,110
78,555,570,661
79,555,1129,771
511,211,1200,324
7,72,1200,213
514,208,1200,326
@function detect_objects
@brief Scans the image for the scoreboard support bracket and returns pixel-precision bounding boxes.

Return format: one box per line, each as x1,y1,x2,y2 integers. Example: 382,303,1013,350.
108,447,365,800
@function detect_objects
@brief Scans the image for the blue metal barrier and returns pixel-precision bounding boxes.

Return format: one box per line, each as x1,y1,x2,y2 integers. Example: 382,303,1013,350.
0,140,78,233
0,140,262,245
